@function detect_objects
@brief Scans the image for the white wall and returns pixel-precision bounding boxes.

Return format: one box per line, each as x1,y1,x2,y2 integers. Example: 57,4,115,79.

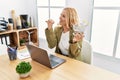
66,0,93,41
0,0,38,27
0,0,93,40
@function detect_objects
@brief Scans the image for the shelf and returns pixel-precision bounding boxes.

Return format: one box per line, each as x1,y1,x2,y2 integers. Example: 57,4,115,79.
0,27,39,49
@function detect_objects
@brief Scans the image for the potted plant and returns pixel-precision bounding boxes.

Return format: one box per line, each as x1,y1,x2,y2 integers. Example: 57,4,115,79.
16,61,32,78
20,39,26,46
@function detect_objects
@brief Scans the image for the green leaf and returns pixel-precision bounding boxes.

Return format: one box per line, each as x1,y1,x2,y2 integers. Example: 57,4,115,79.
16,61,32,74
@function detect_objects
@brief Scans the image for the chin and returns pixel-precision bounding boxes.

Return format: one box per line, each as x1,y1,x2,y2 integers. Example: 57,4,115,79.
59,22,63,25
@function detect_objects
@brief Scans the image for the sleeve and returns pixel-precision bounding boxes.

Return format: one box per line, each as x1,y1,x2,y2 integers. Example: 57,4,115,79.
45,28,57,48
69,40,82,58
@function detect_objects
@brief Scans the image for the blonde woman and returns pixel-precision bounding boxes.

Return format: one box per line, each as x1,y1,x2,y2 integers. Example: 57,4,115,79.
45,7,84,61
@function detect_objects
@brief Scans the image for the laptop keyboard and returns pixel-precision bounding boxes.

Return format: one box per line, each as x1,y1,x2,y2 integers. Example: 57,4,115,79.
50,55,62,61
49,55,61,67
50,59,59,67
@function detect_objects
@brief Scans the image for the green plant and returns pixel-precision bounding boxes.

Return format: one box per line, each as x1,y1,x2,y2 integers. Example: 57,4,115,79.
20,39,26,46
16,61,32,74
20,39,25,43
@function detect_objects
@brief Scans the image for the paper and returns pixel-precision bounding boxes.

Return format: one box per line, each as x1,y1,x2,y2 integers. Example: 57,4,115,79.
73,20,88,33
17,48,30,60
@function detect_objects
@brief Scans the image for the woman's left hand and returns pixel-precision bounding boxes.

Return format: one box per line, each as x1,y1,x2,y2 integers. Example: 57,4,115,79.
73,32,84,43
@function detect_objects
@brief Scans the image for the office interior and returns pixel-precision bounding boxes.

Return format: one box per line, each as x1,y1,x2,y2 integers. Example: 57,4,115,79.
0,0,120,74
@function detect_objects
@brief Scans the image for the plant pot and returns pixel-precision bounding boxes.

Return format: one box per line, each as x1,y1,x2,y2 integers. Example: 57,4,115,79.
19,72,30,78
20,43,25,46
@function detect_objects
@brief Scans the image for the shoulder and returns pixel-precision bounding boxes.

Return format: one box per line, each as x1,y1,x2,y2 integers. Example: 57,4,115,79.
54,25,63,31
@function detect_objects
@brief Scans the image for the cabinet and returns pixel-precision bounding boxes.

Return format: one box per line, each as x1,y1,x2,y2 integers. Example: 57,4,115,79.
0,27,39,49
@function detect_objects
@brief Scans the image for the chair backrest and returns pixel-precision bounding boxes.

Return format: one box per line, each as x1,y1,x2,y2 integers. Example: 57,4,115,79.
81,39,92,64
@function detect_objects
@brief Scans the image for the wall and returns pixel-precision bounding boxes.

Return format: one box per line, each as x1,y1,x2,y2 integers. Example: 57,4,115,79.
66,0,93,41
0,0,93,40
0,0,38,27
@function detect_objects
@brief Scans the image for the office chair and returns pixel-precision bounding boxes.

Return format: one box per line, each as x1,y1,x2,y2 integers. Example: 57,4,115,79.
81,39,92,64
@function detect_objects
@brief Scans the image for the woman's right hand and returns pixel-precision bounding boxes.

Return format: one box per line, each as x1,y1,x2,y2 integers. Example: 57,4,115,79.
45,19,54,30
73,32,84,43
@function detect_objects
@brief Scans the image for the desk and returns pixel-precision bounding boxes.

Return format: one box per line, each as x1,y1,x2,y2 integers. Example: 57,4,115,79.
0,54,120,80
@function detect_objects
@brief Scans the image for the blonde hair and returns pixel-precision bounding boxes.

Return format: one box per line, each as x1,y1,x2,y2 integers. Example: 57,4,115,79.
63,7,80,28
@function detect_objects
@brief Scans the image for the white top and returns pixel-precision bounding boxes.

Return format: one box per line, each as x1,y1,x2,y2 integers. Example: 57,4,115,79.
58,31,69,56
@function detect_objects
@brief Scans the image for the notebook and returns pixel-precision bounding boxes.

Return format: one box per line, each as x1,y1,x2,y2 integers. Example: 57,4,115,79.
26,44,66,69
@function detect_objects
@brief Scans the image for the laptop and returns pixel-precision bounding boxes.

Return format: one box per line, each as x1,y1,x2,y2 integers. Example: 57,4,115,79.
26,44,66,69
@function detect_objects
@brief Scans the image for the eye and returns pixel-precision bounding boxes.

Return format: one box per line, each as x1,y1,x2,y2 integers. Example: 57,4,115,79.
62,15,65,18
60,13,65,18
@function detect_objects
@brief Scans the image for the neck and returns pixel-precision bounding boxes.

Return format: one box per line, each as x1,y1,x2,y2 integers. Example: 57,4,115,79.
63,26,70,33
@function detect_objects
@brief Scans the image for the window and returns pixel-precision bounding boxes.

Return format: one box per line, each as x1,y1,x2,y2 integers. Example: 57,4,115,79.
91,0,120,58
37,0,66,39
116,33,120,58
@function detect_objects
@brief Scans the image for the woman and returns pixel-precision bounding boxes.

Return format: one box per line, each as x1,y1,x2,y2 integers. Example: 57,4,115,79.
45,7,84,61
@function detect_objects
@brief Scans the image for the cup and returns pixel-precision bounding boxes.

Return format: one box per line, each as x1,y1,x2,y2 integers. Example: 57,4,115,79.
7,46,17,61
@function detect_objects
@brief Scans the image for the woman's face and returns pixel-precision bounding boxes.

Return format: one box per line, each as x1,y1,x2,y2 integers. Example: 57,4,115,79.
59,10,67,26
